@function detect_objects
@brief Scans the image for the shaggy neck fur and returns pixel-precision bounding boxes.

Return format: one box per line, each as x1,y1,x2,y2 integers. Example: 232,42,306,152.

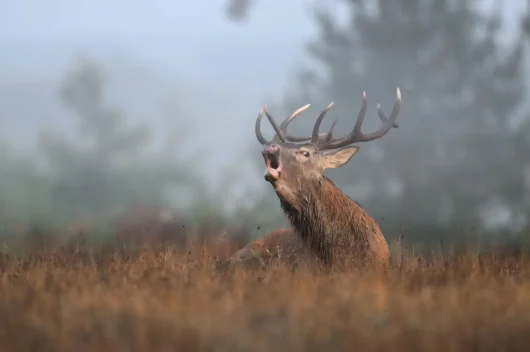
277,176,389,268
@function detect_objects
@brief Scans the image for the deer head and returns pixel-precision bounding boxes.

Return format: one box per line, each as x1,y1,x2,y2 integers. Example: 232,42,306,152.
255,89,401,203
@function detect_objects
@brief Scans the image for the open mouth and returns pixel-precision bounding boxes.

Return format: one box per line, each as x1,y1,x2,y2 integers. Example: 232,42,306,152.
264,153,282,183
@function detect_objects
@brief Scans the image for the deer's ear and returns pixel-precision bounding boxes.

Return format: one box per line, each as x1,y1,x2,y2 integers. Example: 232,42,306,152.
321,146,360,169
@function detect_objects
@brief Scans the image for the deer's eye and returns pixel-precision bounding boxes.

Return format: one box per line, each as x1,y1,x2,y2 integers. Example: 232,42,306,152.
301,151,310,158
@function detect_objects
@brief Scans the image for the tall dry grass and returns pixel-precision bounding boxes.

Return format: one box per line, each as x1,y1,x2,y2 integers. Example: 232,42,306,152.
0,239,529,352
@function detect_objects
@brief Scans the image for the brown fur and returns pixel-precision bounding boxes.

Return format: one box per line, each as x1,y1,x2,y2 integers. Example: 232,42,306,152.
278,176,390,269
227,228,309,268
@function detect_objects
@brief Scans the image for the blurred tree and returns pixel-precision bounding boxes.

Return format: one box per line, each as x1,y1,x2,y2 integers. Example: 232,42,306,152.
228,0,530,242
523,1,530,37
225,0,253,22
37,56,208,225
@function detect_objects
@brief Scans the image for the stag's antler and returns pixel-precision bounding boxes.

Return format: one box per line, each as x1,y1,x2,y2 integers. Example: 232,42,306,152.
255,88,401,148
310,88,401,150
255,104,312,144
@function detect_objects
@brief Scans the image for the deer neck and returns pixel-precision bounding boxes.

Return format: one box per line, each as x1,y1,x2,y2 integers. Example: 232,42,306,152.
277,175,389,267
279,176,369,236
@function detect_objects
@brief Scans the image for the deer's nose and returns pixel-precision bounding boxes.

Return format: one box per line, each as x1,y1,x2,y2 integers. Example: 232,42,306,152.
262,143,280,156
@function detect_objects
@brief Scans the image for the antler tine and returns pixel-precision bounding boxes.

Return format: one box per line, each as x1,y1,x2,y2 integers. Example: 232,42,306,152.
255,107,269,144
256,104,312,144
263,106,287,143
275,103,334,143
324,117,339,142
353,91,368,137
282,104,312,143
377,103,399,128
322,88,401,150
352,87,401,142
281,104,311,129
311,102,334,143
321,92,367,149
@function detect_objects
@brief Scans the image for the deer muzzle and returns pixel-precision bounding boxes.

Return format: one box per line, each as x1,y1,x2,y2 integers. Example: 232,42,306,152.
262,144,282,183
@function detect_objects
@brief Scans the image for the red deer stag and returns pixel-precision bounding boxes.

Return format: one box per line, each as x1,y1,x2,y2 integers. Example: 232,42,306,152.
244,88,402,270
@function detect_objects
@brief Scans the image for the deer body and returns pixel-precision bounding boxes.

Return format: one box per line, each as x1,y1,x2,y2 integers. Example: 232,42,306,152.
252,88,402,269
280,176,389,267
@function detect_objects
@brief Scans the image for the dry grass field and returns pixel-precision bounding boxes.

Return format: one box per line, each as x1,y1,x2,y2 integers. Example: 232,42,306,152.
0,239,530,352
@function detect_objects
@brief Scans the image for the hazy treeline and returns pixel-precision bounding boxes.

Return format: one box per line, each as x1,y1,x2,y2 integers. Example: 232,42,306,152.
1,0,530,248
0,56,255,247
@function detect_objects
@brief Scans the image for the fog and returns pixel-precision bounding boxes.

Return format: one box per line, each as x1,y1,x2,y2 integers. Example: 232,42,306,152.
1,0,529,245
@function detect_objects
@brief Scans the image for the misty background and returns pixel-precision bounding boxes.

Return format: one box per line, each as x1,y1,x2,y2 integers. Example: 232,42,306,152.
1,0,530,248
